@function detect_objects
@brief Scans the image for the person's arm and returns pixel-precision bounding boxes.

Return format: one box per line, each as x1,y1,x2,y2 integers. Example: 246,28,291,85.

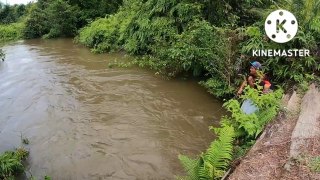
237,80,247,95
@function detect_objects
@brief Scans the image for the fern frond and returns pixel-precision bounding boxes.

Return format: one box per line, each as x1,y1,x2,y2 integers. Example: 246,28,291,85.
178,155,201,180
202,125,235,178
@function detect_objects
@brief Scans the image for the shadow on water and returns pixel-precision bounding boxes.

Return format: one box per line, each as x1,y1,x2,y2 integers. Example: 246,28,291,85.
0,38,224,179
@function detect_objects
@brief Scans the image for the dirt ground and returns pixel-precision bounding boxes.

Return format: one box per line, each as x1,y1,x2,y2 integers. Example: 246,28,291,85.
228,85,320,180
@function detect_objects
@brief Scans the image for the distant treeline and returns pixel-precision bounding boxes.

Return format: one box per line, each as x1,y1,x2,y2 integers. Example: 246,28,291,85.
0,0,123,40
0,3,27,24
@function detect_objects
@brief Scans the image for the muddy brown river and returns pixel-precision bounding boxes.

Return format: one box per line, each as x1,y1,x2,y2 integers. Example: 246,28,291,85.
0,39,223,179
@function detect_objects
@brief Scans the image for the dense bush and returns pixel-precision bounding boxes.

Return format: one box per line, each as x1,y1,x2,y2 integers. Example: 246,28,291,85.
23,0,79,39
0,22,24,42
67,0,123,28
23,0,122,39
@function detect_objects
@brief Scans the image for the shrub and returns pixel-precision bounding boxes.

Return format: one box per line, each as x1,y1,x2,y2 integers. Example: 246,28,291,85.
0,22,24,42
24,0,80,39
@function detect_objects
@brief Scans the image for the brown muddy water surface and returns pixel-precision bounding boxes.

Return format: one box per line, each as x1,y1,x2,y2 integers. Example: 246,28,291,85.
0,39,223,179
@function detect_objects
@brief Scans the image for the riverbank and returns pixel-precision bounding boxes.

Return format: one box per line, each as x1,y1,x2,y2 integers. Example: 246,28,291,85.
228,84,320,179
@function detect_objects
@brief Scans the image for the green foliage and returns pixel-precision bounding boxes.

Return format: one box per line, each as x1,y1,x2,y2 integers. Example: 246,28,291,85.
196,0,277,27
0,4,27,24
44,175,52,180
23,0,122,39
223,87,283,138
179,88,283,179
77,16,121,53
78,5,245,97
198,27,245,98
200,125,235,178
179,125,235,179
308,156,320,173
0,148,29,179
67,0,122,28
233,140,256,160
23,3,49,39
77,0,202,55
23,0,79,39
178,155,201,180
76,0,319,97
284,0,320,40
150,19,213,77
0,22,24,42
43,0,78,38
200,77,235,98
239,0,320,89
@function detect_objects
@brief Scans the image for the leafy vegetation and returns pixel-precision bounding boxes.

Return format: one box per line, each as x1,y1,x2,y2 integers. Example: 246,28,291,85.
179,125,235,179
0,2,29,42
178,86,283,179
0,3,28,24
23,0,123,39
239,0,320,90
23,0,79,39
0,22,24,42
0,135,50,180
0,147,29,179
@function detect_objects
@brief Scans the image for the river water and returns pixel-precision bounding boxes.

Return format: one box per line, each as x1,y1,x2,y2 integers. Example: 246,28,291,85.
0,39,223,179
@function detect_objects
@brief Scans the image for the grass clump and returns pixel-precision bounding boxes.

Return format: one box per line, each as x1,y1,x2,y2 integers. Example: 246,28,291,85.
0,147,29,179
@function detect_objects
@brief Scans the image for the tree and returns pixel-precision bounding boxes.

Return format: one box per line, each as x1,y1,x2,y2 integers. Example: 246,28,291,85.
43,0,79,38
